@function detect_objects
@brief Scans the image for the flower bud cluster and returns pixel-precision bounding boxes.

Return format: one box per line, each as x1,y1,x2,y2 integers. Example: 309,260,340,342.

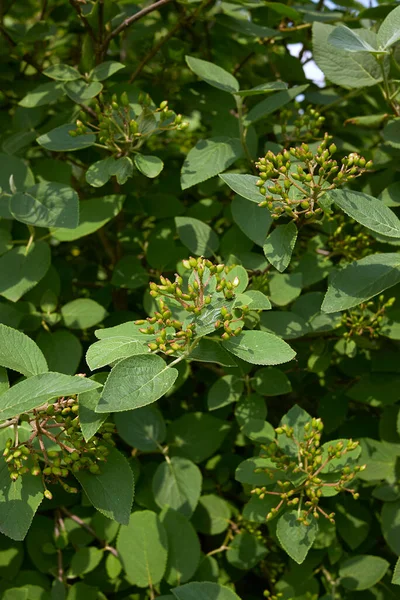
68,93,188,158
342,294,395,340
255,133,372,221
251,417,365,526
2,396,115,498
280,105,325,143
136,258,247,354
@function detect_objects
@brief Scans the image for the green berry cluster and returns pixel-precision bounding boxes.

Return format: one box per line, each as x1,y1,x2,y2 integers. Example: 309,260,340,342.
135,257,247,354
68,92,188,155
328,219,373,261
342,294,395,340
280,105,326,143
2,396,115,499
263,591,283,600
255,133,372,221
252,418,365,526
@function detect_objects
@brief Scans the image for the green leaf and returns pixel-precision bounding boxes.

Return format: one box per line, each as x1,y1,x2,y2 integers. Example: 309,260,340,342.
161,508,201,585
243,494,281,523
236,290,271,311
74,447,134,525
175,216,219,257
43,64,81,81
117,510,168,587
313,22,383,88
207,374,244,410
269,272,302,307
68,547,103,577
78,375,108,442
3,589,27,600
223,330,296,366
219,173,262,204
61,299,107,329
64,80,103,103
264,2,300,20
236,457,282,486
245,86,309,125
108,156,133,185
172,582,241,600
329,189,400,238
0,457,44,540
0,372,101,421
231,195,271,246
393,557,400,586
185,56,239,93
111,256,149,289
335,500,371,550
134,154,164,178
235,393,267,427
19,82,65,108
378,5,400,49
322,253,400,313
235,82,288,97
181,138,243,190
0,242,51,302
252,367,291,396
36,330,82,375
328,26,378,53
153,457,202,518
260,311,310,339
192,494,231,535
382,500,400,554
359,439,398,482
263,222,298,273
86,336,148,370
66,582,98,600
188,338,238,367
85,157,115,188
276,511,318,564
52,194,125,241
97,354,178,413
37,124,96,152
167,412,230,463
10,182,79,229
226,531,267,570
114,405,166,451
339,555,389,590
0,154,34,196
215,14,278,39
90,61,125,81
0,324,48,377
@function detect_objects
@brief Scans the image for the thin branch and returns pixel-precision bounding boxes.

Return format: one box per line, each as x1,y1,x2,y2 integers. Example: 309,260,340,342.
60,506,119,557
69,0,97,44
129,19,181,83
129,0,213,83
103,0,173,47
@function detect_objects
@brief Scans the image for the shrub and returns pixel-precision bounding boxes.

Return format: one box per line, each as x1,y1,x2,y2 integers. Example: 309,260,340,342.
0,0,400,598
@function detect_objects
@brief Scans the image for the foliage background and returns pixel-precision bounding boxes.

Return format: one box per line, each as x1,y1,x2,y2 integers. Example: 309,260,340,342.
1,0,400,599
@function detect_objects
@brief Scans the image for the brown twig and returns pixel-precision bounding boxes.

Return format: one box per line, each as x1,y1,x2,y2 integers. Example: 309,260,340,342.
103,0,173,49
60,506,119,557
129,19,182,83
69,0,97,44
129,0,212,83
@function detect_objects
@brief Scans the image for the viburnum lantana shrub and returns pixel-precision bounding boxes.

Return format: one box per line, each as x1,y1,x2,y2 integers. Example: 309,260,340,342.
1,0,400,598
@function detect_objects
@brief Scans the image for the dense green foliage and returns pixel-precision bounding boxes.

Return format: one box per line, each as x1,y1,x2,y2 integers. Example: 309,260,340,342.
2,0,400,598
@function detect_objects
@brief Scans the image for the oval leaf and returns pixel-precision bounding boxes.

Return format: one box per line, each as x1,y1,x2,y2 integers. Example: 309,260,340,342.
74,447,134,525
222,330,296,366
97,354,178,413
